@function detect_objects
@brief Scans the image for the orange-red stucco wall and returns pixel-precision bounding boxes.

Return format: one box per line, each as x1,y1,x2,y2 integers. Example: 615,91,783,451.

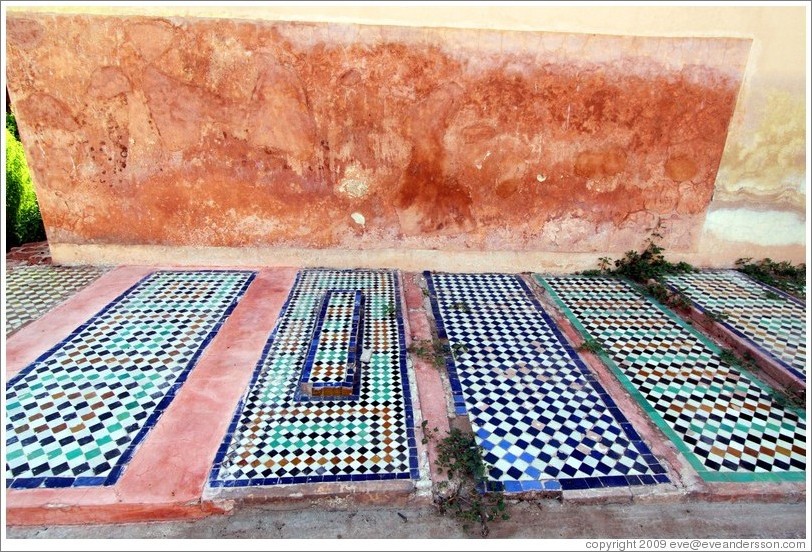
6,13,751,255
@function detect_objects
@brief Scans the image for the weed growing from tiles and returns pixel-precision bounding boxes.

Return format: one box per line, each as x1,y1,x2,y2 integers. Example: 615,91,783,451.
421,421,509,537
763,291,781,301
577,338,604,354
704,309,730,323
579,228,695,309
735,258,806,300
408,339,447,369
451,342,469,355
719,348,805,409
383,302,396,317
450,301,471,313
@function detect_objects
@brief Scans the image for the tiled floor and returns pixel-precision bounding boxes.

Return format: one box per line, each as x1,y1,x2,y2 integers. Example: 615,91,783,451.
6,270,256,489
424,272,668,492
5,265,109,335
208,269,418,487
537,275,806,482
666,270,806,380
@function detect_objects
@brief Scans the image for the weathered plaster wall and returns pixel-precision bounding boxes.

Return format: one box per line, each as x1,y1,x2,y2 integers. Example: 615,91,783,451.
4,6,805,269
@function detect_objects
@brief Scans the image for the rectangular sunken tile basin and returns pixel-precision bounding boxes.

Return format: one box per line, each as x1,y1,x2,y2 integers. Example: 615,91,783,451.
665,270,806,382
297,290,364,401
208,269,418,488
536,275,806,483
5,270,256,489
424,272,669,493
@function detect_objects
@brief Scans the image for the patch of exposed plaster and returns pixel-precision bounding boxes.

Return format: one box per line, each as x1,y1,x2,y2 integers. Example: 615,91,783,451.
703,208,806,246
337,164,372,199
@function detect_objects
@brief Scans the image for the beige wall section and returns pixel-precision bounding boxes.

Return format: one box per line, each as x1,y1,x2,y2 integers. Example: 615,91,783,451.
9,4,808,269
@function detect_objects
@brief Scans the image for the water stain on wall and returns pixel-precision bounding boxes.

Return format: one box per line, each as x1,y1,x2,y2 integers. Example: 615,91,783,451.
6,14,751,252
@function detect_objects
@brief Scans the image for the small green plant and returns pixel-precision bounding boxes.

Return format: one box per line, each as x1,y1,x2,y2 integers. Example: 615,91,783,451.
382,302,396,317
422,421,509,537
578,338,603,354
718,349,804,409
450,301,471,313
666,288,693,310
451,342,469,355
735,258,806,300
704,309,730,323
718,348,739,367
609,230,695,283
645,281,671,304
763,291,781,301
408,338,447,369
580,227,695,291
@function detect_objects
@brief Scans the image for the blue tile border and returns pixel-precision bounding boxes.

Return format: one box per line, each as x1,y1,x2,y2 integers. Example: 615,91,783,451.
664,272,806,382
6,270,257,489
422,271,669,491
208,269,419,488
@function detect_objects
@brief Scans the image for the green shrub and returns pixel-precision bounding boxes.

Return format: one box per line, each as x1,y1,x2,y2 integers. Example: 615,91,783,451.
734,258,806,299
6,111,20,141
5,127,46,249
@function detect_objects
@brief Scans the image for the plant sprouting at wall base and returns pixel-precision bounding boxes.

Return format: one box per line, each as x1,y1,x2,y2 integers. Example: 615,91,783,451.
578,227,695,308
735,258,806,300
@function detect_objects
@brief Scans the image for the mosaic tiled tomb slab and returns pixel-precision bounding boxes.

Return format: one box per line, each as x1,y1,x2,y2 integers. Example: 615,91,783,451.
424,272,668,493
6,270,256,489
5,265,109,335
209,269,418,487
665,270,806,381
536,275,806,482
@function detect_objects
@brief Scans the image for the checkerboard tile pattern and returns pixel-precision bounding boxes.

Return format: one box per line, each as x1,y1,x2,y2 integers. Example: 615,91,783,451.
665,270,806,380
5,265,109,335
208,269,418,487
6,270,256,489
537,275,806,482
424,272,668,493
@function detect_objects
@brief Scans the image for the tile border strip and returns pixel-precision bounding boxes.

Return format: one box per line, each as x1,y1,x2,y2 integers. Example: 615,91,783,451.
208,269,419,488
534,274,805,484
424,271,670,492
422,271,467,416
7,269,258,489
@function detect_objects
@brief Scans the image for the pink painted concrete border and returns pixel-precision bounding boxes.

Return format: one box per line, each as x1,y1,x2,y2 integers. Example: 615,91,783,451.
402,272,451,486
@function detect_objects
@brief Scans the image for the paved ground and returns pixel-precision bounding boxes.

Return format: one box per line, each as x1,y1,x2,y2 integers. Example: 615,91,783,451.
3,243,808,539
6,501,806,539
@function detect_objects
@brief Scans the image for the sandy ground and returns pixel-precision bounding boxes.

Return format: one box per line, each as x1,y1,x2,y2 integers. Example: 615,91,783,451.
6,499,807,540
